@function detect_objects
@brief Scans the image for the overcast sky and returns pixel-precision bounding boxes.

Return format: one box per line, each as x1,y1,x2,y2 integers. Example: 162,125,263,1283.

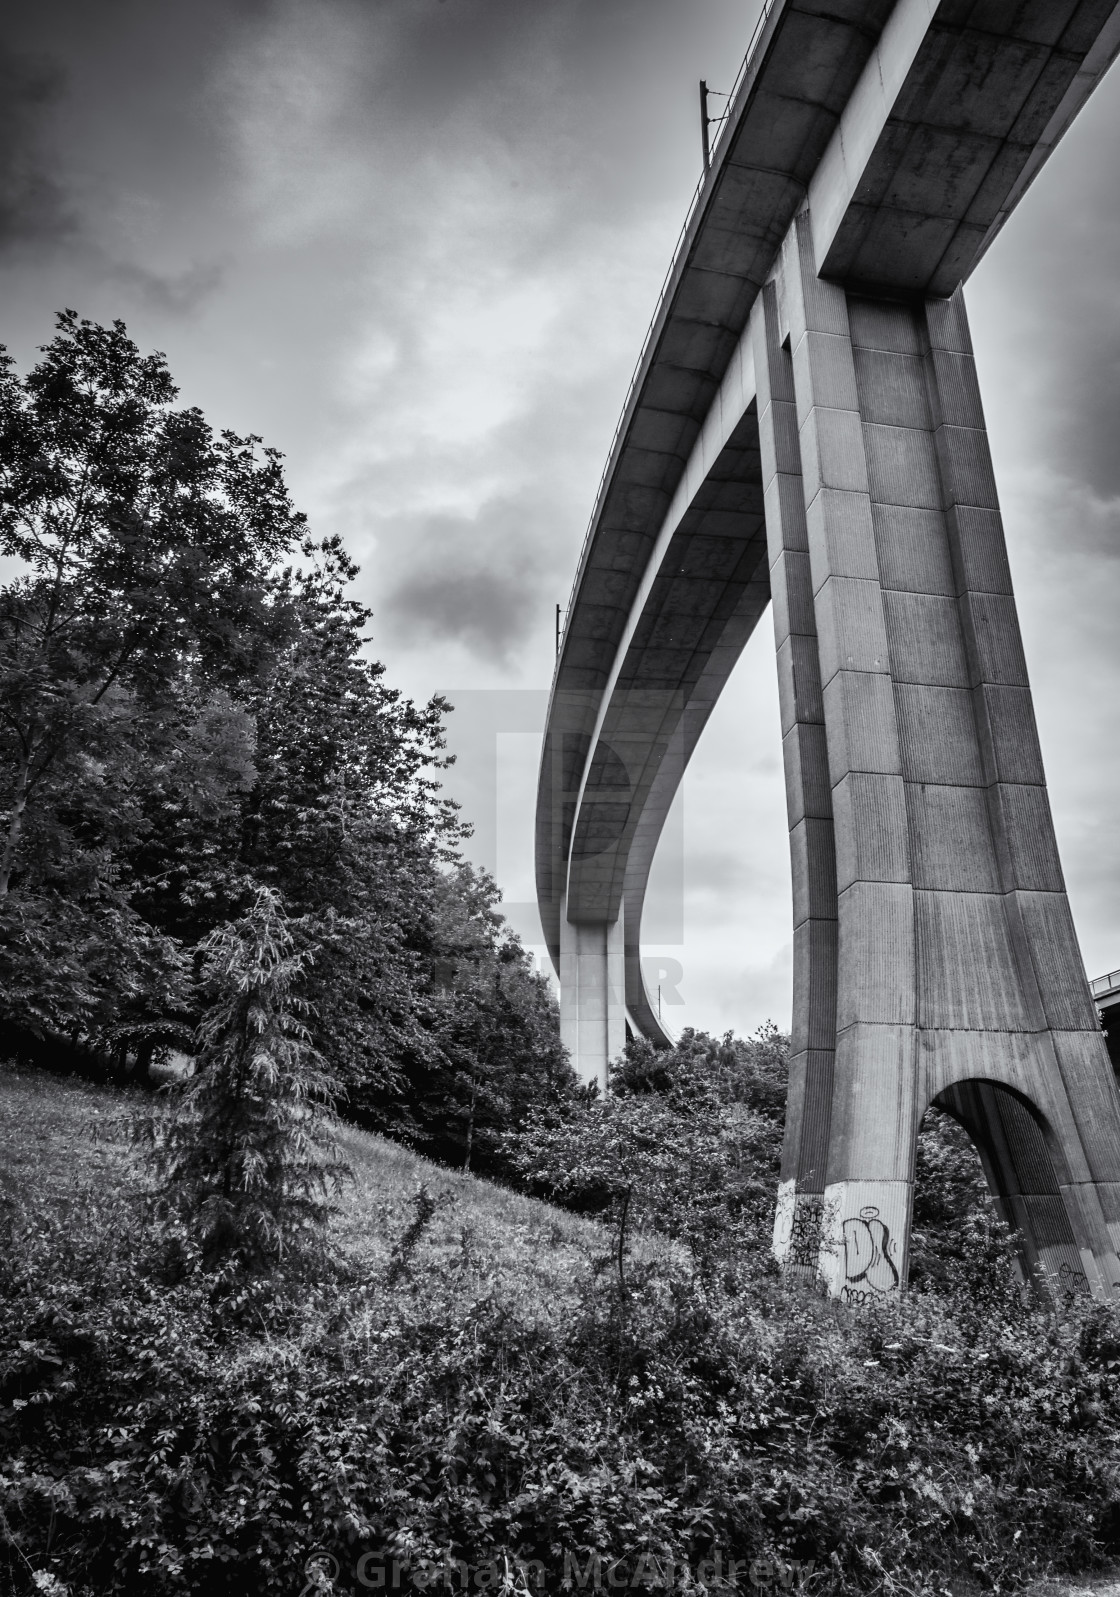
4,0,1120,1038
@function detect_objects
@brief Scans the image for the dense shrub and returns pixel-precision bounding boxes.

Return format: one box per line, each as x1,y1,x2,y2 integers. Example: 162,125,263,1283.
4,1121,1120,1597
907,1107,1020,1301
506,1030,785,1284
513,1029,1002,1299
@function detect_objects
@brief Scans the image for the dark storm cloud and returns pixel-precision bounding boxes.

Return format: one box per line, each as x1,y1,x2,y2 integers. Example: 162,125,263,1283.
0,49,76,253
214,0,755,686
376,497,560,665
231,0,750,261
0,0,244,319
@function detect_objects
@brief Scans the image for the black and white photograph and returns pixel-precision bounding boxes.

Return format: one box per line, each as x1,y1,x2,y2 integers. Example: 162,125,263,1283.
6,2,1120,1593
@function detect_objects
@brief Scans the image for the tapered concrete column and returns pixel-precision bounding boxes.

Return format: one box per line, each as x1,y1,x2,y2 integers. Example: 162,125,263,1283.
780,215,917,1298
923,291,1120,1291
752,283,838,1279
764,210,1120,1301
559,900,625,1095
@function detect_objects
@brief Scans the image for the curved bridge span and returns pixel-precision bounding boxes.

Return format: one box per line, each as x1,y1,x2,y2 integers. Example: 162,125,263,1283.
536,0,1120,1298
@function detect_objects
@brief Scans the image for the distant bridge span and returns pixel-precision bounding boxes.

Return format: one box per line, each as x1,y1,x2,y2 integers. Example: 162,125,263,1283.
536,0,1120,1297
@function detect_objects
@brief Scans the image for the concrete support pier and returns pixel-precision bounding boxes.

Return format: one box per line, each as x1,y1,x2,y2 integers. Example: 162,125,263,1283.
757,212,1120,1301
559,902,626,1095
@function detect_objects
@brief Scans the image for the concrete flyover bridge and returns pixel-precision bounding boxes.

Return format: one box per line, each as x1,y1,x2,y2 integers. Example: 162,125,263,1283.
536,0,1120,1300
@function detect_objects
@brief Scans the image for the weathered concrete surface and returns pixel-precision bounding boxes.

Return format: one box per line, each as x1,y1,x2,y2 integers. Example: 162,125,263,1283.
811,0,1120,292
539,0,1120,1291
756,214,1120,1298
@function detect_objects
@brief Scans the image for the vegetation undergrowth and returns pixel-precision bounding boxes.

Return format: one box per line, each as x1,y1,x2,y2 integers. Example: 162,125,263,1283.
4,1062,1120,1597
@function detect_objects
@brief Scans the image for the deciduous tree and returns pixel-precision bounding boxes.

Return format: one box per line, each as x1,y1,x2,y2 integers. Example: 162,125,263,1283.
0,312,301,1047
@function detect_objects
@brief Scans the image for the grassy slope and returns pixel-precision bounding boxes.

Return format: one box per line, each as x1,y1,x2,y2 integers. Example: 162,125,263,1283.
0,1063,672,1316
6,1064,1120,1597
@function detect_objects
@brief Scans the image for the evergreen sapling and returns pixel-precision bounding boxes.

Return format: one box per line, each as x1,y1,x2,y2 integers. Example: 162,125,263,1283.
142,887,347,1272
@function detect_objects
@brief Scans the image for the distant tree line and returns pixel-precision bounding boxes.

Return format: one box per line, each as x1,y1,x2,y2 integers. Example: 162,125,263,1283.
0,312,572,1177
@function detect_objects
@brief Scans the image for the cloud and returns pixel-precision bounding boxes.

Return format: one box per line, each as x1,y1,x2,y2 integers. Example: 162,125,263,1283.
375,498,548,665
0,48,76,254
972,76,1120,504
104,257,226,317
0,8,234,321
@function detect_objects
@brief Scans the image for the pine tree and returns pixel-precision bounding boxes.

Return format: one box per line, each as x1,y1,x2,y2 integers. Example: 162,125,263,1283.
144,887,347,1272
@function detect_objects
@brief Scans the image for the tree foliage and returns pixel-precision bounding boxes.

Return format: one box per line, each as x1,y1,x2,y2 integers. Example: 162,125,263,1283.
402,864,573,1171
0,312,299,1051
511,1026,788,1284
0,312,567,1168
